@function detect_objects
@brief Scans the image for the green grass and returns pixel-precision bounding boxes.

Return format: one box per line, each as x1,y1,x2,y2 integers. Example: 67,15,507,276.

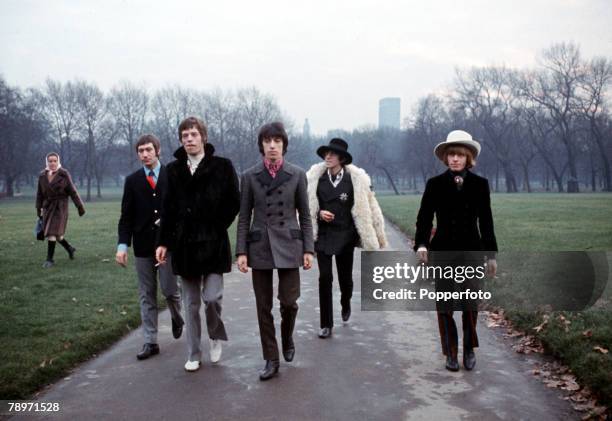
378,193,612,406
0,195,236,399
378,193,612,251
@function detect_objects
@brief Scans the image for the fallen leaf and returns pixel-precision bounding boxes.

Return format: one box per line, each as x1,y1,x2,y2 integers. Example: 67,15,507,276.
101,258,110,263
97,308,104,313
582,329,593,338
593,346,608,354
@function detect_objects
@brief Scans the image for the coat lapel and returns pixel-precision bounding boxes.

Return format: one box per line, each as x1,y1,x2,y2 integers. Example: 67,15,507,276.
267,167,292,192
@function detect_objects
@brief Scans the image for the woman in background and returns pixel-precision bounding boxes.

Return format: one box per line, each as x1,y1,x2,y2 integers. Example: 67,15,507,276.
36,152,85,268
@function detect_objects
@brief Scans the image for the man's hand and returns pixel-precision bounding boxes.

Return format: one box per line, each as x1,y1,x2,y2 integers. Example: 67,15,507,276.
155,246,167,265
78,206,86,217
319,210,334,222
115,250,128,268
237,254,248,273
486,258,497,278
303,253,314,270
416,247,428,265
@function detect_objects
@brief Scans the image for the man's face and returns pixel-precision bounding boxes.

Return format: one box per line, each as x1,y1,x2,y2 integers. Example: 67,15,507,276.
324,151,341,169
262,137,284,161
137,142,159,169
47,155,59,171
447,152,467,172
181,126,205,156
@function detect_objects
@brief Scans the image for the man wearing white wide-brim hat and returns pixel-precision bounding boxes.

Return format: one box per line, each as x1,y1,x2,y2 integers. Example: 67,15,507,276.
414,130,498,372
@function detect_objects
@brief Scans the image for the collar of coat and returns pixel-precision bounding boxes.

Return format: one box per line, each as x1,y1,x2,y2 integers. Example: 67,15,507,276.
39,167,69,187
173,143,215,172
307,161,386,251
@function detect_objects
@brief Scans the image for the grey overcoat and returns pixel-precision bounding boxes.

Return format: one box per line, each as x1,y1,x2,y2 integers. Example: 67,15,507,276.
236,161,314,269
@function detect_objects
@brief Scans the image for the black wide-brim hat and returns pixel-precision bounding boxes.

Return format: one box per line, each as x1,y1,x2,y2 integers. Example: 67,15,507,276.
316,137,353,165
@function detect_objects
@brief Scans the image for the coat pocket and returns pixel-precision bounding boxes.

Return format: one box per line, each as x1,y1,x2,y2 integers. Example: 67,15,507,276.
290,229,303,240
247,230,262,242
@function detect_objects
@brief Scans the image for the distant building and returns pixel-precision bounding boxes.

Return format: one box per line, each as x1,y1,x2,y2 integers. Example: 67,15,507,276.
378,97,401,129
303,118,311,138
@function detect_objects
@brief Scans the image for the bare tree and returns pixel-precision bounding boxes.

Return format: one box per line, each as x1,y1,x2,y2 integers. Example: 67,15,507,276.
43,79,81,172
577,57,612,191
0,78,46,196
75,81,107,201
453,66,520,192
108,81,148,170
520,43,584,192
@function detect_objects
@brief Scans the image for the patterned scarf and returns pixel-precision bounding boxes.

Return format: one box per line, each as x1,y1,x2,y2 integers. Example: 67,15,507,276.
264,158,284,178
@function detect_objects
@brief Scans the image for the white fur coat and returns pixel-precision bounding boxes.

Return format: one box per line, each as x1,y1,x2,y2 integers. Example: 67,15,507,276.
306,162,387,250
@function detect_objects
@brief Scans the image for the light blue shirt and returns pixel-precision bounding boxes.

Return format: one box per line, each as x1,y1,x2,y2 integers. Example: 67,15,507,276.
117,161,161,253
143,161,161,183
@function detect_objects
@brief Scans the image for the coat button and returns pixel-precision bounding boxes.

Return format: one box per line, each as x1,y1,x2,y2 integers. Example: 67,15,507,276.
278,190,282,194
153,193,156,197
267,203,271,207
267,213,272,217
279,212,283,216
154,210,158,214
279,221,284,226
278,202,283,205
267,192,272,196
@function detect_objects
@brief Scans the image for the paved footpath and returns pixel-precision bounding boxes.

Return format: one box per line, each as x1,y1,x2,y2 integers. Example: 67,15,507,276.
20,222,577,420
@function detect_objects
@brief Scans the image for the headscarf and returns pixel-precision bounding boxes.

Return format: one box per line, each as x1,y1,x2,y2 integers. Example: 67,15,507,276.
45,152,62,173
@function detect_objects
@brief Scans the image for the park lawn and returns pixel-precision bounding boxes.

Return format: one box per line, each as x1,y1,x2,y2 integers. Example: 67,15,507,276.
0,197,236,399
377,193,612,407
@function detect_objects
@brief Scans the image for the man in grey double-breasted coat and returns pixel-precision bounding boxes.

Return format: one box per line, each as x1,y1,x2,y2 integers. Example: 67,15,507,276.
236,121,314,381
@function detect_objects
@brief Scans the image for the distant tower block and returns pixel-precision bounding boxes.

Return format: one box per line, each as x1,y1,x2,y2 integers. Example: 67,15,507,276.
303,118,311,138
378,98,401,129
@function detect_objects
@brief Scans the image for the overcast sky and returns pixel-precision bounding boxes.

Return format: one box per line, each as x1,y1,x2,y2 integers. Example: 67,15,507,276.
1,0,611,135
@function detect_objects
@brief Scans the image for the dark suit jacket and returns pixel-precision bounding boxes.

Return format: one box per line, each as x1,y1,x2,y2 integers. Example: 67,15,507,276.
117,165,168,258
236,160,314,269
414,170,498,254
159,143,240,277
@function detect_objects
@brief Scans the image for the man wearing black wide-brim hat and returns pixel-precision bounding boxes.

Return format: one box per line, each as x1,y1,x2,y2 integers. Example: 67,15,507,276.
306,138,387,339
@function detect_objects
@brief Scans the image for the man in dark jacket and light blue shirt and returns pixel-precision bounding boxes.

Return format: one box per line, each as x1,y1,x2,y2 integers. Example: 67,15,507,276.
116,134,184,361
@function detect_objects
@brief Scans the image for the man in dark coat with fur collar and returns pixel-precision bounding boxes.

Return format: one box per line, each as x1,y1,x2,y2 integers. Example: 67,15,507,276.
156,116,240,372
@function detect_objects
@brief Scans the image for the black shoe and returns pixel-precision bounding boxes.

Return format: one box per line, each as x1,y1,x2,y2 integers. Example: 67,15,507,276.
172,318,183,339
341,305,351,322
463,349,476,371
137,343,160,360
318,327,332,339
259,360,280,381
67,246,76,260
282,337,295,362
42,260,54,268
445,355,459,372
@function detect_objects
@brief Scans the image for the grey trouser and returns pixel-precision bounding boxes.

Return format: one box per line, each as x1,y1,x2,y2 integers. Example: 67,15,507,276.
135,254,183,344
181,273,228,361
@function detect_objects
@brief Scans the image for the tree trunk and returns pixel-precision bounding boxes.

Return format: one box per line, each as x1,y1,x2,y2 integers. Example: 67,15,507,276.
380,167,399,195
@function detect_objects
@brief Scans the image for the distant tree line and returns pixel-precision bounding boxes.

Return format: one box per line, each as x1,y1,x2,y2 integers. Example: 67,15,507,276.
1,42,611,198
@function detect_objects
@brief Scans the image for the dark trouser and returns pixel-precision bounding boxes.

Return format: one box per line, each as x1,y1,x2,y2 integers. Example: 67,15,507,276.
252,268,300,361
317,247,354,328
437,311,479,358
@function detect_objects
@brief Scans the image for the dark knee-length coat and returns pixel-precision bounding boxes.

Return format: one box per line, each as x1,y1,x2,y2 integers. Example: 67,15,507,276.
414,170,497,254
158,143,240,278
35,168,85,238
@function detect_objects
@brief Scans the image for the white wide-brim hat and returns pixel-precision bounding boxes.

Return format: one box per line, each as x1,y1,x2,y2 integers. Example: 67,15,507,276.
433,130,481,162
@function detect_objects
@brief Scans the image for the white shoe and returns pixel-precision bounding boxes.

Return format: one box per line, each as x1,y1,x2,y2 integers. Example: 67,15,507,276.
184,360,200,372
209,339,222,363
